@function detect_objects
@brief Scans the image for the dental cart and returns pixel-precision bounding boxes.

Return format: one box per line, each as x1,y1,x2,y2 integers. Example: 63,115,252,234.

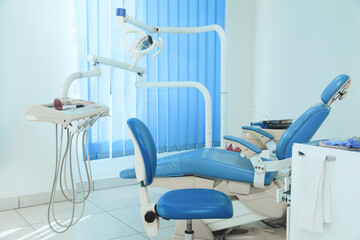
290,141,360,240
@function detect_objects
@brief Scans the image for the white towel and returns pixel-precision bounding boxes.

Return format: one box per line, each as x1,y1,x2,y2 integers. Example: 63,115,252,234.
298,153,331,233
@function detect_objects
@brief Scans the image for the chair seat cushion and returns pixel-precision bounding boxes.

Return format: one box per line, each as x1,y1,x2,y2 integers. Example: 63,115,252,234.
120,148,278,185
157,189,233,220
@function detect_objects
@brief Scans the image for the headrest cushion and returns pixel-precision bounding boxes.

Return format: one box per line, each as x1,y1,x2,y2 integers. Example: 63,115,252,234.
321,74,351,105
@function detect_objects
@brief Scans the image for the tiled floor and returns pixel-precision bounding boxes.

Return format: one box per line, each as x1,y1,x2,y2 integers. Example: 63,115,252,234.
0,185,174,240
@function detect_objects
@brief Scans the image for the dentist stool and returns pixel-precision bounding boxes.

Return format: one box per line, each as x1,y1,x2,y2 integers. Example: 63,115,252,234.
127,118,233,240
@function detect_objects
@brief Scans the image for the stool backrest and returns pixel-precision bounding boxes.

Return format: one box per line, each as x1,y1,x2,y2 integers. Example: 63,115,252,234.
127,118,157,185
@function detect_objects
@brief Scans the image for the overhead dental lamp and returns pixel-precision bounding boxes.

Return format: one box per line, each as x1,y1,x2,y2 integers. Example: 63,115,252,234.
115,8,163,69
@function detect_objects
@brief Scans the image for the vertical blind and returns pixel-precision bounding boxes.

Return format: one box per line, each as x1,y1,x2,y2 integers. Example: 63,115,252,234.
74,0,225,160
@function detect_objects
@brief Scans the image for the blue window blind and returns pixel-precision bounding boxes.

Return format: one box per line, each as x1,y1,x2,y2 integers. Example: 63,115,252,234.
73,0,225,160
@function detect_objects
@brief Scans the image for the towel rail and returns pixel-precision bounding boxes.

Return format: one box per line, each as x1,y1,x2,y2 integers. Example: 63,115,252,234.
298,151,336,161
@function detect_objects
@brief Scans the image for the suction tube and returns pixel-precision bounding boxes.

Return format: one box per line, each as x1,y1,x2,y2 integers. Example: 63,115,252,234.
47,125,93,233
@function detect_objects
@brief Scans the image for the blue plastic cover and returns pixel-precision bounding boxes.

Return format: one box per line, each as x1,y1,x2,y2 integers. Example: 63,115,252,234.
321,74,350,104
127,118,157,186
157,189,233,220
276,103,330,160
121,148,278,185
241,126,274,139
322,138,360,149
116,8,126,17
223,135,262,154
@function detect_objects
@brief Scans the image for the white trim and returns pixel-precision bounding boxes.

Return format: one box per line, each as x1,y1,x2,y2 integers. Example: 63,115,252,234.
0,197,18,211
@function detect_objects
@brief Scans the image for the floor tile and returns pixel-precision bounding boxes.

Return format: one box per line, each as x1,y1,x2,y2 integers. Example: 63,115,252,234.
148,187,171,197
0,226,43,240
111,233,148,240
88,185,160,211
142,226,175,240
16,200,103,225
32,212,136,240
109,206,175,233
0,210,29,231
93,178,137,190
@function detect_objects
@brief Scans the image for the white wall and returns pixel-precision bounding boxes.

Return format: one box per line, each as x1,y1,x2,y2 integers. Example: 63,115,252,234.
252,0,360,139
225,0,256,137
0,0,75,199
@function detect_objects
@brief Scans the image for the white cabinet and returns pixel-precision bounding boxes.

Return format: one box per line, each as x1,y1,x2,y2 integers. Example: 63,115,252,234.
290,143,360,240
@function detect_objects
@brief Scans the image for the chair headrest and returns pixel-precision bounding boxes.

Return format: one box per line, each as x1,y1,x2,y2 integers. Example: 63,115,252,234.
321,74,351,105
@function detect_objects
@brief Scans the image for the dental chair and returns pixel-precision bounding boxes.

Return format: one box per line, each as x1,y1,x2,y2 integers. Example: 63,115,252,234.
127,118,233,240
121,74,351,239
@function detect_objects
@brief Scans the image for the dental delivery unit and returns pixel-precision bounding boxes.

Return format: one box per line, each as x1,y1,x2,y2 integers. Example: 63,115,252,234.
24,5,353,240
26,99,109,233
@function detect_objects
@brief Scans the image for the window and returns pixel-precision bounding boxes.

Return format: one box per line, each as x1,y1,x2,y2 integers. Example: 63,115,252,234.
73,0,225,160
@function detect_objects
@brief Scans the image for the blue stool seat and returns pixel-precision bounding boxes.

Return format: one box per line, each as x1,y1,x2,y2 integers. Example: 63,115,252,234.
157,189,233,220
121,148,278,185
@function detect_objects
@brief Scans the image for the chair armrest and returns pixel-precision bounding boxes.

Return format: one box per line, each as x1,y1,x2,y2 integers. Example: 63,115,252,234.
249,155,292,188
224,134,291,188
242,126,277,159
263,157,292,172
242,126,274,144
224,135,291,188
223,135,262,159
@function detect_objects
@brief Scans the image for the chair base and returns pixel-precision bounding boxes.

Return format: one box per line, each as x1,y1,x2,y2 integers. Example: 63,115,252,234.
173,221,286,240
185,232,194,240
185,219,195,240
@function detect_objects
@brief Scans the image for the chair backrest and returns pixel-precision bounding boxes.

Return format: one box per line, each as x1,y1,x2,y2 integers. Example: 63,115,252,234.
127,118,157,186
275,74,351,160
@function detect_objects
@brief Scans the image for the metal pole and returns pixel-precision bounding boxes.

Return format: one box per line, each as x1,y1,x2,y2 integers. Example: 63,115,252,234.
136,79,213,148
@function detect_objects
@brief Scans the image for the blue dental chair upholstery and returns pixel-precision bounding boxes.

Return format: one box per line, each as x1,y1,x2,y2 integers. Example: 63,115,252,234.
121,74,351,188
122,148,277,185
127,118,233,238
